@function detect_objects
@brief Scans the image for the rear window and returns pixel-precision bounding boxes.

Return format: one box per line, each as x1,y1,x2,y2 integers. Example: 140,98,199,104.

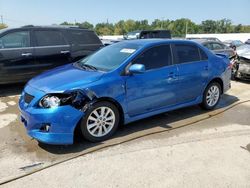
69,30,101,45
34,30,67,46
175,44,200,64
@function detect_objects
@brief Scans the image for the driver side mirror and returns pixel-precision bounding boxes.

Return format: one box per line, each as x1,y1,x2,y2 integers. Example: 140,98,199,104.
128,64,145,74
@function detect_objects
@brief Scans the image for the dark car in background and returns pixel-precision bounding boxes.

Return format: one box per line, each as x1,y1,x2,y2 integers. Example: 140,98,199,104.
124,30,171,40
0,25,103,84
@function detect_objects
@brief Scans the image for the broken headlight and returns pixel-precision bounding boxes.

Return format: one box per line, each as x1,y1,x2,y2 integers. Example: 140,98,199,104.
39,95,61,108
39,91,87,109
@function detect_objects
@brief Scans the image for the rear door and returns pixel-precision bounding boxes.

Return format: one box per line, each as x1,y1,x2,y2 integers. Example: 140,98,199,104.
173,43,209,104
67,30,103,61
0,30,36,83
33,29,71,72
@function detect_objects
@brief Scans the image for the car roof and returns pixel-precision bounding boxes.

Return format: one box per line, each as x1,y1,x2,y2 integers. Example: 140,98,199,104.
121,39,199,47
0,25,92,31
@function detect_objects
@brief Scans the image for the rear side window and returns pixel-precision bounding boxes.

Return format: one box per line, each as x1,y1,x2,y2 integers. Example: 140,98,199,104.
175,44,200,64
34,30,67,46
199,48,208,60
69,30,101,45
133,45,172,70
0,31,30,48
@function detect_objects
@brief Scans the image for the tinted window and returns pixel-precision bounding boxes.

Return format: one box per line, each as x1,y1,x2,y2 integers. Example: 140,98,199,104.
69,30,101,45
175,44,200,64
34,30,67,46
133,45,172,70
0,31,30,48
199,48,208,60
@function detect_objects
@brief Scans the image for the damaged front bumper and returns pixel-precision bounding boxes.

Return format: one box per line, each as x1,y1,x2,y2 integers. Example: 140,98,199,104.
19,84,85,145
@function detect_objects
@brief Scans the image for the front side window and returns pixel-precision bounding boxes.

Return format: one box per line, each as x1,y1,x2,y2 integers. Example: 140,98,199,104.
133,45,172,70
34,30,67,46
175,44,200,64
0,31,30,49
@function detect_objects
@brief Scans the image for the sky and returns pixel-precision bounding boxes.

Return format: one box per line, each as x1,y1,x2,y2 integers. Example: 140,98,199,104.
0,0,250,27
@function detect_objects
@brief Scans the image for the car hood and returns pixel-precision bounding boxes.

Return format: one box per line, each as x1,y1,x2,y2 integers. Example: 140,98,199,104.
237,45,250,59
28,64,104,92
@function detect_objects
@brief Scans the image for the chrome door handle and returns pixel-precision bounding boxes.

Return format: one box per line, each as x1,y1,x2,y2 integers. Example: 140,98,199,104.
60,50,70,54
21,53,32,57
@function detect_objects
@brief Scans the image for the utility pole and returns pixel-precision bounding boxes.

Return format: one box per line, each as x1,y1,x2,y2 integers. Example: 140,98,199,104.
161,17,164,29
0,15,3,24
185,21,188,38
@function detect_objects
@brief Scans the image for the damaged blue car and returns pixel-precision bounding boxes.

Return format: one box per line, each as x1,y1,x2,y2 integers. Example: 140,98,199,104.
19,39,231,145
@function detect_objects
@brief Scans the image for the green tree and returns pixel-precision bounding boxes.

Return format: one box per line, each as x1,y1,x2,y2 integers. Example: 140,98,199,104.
234,24,242,33
95,23,114,35
114,20,126,35
201,20,218,33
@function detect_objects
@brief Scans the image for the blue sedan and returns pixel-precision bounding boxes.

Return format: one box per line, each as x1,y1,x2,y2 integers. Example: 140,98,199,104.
19,39,231,145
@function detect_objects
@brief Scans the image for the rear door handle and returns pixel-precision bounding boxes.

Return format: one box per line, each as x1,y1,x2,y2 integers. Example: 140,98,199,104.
167,72,177,79
204,65,209,70
60,50,70,54
21,53,32,57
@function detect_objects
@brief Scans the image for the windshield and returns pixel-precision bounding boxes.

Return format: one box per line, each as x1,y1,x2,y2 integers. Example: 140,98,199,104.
77,42,141,71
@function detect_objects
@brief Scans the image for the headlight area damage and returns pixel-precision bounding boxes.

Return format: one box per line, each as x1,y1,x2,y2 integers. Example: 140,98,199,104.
233,57,250,80
233,44,250,80
39,88,98,112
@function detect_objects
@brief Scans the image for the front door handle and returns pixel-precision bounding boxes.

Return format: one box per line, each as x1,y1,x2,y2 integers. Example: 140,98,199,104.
60,50,70,54
21,53,32,57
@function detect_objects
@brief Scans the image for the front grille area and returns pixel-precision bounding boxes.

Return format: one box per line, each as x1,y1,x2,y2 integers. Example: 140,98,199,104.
24,92,34,104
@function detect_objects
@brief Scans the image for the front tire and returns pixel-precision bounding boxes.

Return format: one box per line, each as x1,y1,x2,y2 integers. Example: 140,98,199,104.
80,101,120,142
200,82,221,110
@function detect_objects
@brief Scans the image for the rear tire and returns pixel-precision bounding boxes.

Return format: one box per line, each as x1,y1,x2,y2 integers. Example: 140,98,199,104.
200,82,221,110
80,101,120,142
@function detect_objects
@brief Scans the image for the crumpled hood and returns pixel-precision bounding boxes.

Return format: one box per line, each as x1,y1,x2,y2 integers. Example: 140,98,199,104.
237,46,250,59
28,64,104,92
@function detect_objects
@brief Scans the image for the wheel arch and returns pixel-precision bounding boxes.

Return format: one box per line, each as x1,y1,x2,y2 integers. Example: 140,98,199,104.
207,77,224,94
73,97,125,141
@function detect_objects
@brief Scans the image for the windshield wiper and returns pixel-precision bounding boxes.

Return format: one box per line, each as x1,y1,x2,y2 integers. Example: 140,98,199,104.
82,64,98,71
73,62,97,71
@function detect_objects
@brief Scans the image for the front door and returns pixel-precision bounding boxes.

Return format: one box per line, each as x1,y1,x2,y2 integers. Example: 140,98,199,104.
0,30,36,83
33,29,71,73
125,45,178,117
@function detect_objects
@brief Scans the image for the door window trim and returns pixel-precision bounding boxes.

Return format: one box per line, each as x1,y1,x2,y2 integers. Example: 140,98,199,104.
33,29,68,47
130,44,174,72
172,43,207,65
